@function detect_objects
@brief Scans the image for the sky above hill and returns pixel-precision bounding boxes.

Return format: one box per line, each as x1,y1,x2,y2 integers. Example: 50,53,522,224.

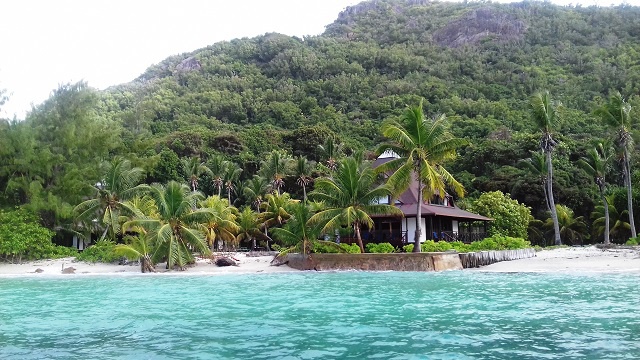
0,0,628,119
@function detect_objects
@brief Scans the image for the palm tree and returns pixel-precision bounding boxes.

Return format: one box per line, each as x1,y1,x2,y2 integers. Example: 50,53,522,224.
520,152,550,212
199,195,239,252
577,144,612,244
318,137,342,173
546,204,588,245
271,202,342,260
209,155,229,197
259,192,296,250
123,181,211,270
181,157,212,192
74,157,144,242
243,175,269,213
309,157,402,253
595,92,636,238
236,207,269,250
530,91,561,245
114,234,156,273
260,150,291,195
294,155,313,202
223,163,242,204
592,194,631,243
376,100,467,252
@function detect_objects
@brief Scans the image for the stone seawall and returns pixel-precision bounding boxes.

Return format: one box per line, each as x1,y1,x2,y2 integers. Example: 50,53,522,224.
284,249,537,272
285,252,463,272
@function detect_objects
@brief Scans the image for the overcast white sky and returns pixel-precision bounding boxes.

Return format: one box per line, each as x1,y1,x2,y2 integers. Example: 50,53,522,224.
0,0,630,118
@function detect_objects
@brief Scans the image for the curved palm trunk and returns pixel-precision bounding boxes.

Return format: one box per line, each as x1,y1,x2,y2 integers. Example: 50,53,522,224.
542,179,550,212
624,150,636,238
546,151,561,245
354,223,365,253
599,188,610,245
141,255,156,273
413,175,423,253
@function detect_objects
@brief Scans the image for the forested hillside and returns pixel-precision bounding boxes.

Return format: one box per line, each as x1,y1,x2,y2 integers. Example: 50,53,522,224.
2,0,640,246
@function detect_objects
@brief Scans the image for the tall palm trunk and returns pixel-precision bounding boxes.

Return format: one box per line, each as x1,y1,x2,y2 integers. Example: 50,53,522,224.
599,187,610,245
542,179,550,212
546,151,561,245
624,150,636,238
302,184,307,203
354,223,365,253
414,172,423,253
141,255,156,273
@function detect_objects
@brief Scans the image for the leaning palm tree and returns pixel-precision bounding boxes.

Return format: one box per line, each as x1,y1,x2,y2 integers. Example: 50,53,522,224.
236,207,270,250
123,181,211,270
260,150,292,195
74,157,144,242
294,155,313,202
577,143,613,244
223,162,242,204
259,192,296,250
376,100,467,252
592,194,631,243
199,195,239,252
530,91,561,245
546,204,588,245
181,157,212,192
208,155,229,197
243,175,269,213
271,202,343,261
595,92,636,238
520,152,550,212
309,157,403,253
114,234,156,273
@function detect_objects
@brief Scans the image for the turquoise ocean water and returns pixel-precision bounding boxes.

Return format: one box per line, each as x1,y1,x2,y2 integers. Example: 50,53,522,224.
1,271,639,359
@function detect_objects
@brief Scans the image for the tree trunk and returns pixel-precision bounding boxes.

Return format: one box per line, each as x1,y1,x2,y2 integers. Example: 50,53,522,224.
542,179,550,212
141,255,156,273
302,184,307,203
600,187,610,245
546,151,561,245
413,174,423,253
355,223,365,253
624,150,636,238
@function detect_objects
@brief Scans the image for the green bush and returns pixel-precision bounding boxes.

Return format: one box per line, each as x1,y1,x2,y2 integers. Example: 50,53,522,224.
625,237,639,246
402,244,414,252
365,242,396,253
421,240,453,252
402,236,531,253
340,243,361,253
76,240,121,263
0,208,77,262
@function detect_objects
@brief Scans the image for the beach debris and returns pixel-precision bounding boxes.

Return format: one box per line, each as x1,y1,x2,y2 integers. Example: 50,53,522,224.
214,257,237,267
33,268,44,273
61,266,76,274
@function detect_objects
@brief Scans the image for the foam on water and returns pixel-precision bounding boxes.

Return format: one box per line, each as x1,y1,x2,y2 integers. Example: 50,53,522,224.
1,272,639,359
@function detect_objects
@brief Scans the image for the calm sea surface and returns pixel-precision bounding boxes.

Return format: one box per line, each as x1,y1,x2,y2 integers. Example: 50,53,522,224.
1,271,639,359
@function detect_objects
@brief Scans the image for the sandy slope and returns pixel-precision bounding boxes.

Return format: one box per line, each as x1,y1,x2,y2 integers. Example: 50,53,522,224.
472,246,640,273
0,253,294,277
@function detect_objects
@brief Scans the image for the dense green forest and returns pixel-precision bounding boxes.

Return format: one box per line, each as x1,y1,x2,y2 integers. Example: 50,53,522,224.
2,0,640,248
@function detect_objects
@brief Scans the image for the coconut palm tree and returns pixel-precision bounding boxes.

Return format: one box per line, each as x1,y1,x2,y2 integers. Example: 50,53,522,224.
592,194,631,243
376,100,467,252
260,150,291,195
318,137,342,173
223,163,242,205
520,152,550,212
309,157,402,253
181,157,212,192
243,175,269,213
74,157,144,242
259,192,296,250
294,155,313,202
595,92,636,238
546,204,588,245
199,195,239,252
577,143,613,244
114,234,156,273
123,181,211,270
530,91,561,245
271,202,342,261
236,207,269,250
208,155,229,197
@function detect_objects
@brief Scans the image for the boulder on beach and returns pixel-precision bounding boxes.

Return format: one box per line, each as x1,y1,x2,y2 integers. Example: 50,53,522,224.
215,257,237,267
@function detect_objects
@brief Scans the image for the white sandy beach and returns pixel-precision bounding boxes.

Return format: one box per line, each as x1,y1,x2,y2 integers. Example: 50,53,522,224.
0,253,294,277
473,246,640,273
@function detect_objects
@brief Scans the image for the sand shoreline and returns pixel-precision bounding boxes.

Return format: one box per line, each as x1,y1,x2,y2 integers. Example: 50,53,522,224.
1,246,639,277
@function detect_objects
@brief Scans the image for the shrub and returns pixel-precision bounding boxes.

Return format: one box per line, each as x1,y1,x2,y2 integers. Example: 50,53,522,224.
401,236,531,253
0,208,77,262
340,243,361,253
76,240,121,263
421,240,453,252
366,242,396,253
468,191,531,238
403,244,414,252
625,237,639,246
